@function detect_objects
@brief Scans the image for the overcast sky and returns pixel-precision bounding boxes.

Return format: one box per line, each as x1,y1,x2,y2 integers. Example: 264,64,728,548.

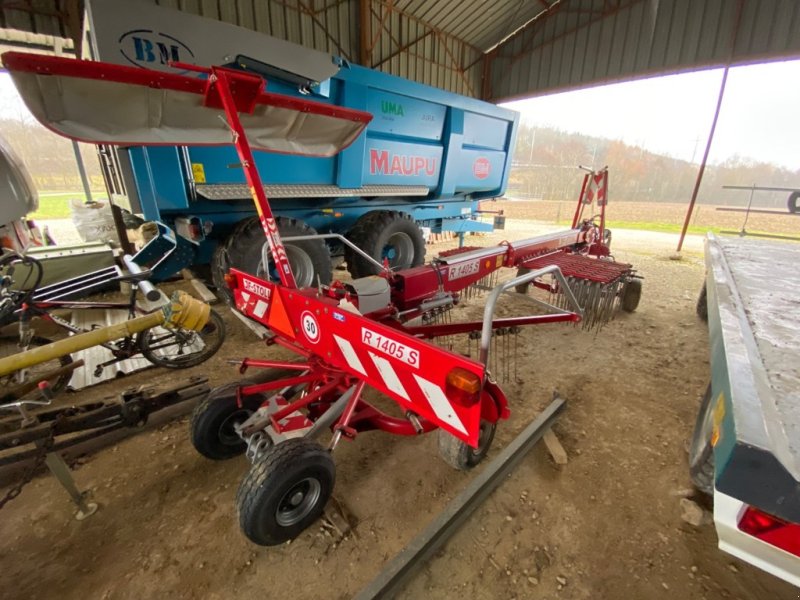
2,58,799,170
502,58,800,170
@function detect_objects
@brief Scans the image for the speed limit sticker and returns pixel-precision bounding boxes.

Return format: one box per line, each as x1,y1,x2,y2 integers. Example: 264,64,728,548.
301,311,321,344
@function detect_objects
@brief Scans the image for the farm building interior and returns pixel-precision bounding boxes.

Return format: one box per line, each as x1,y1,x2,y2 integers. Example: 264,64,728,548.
0,1,799,598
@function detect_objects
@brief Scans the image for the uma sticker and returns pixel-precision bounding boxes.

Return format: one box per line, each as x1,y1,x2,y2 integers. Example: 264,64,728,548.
301,311,320,344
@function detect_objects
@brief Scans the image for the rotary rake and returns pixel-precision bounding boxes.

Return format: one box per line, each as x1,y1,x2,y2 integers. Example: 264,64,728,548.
4,51,640,546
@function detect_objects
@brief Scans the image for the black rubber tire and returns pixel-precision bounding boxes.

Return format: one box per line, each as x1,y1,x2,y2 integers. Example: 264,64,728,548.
696,281,708,322
514,267,531,294
788,191,800,214
689,383,715,495
237,438,335,545
190,382,268,460
344,210,426,278
621,278,642,312
212,216,332,304
139,309,226,369
0,336,73,402
438,420,497,471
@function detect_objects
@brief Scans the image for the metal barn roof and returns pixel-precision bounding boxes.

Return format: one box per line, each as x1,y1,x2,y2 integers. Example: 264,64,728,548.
2,0,800,100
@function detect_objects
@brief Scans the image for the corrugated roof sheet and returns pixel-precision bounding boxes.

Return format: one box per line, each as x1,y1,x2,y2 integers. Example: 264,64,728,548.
3,1,800,100
488,0,800,101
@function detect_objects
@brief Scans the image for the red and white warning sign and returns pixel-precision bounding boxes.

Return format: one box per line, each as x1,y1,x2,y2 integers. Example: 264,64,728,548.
301,311,320,344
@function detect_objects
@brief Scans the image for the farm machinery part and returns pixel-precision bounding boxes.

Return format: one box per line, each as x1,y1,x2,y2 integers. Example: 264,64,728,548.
0,289,211,380
4,51,641,545
0,376,210,515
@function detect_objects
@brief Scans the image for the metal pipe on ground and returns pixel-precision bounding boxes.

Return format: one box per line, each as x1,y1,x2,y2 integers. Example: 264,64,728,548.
355,394,566,600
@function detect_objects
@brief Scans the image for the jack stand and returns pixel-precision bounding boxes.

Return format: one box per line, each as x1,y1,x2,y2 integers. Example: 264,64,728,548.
43,451,98,520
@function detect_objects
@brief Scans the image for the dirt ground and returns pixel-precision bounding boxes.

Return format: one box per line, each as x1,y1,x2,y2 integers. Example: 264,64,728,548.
0,222,797,600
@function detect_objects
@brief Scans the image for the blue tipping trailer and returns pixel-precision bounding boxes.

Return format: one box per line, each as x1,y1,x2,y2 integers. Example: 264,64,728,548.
126,59,519,290
83,1,519,291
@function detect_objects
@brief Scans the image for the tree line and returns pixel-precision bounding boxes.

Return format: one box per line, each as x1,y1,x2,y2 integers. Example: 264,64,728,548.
509,124,800,209
3,115,799,209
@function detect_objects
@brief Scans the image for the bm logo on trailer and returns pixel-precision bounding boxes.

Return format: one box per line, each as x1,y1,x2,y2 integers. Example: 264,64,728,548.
118,30,195,68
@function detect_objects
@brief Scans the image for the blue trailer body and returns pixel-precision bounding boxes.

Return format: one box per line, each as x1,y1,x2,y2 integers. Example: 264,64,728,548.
126,60,519,272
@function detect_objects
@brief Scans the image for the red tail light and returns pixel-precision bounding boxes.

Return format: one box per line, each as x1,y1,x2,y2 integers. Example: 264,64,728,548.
738,506,800,557
223,273,236,290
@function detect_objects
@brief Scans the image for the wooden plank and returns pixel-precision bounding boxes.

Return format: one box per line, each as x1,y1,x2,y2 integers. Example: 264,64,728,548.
542,428,568,465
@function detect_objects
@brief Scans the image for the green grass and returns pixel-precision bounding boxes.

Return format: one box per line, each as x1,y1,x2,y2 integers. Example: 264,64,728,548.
603,220,721,236
30,191,105,220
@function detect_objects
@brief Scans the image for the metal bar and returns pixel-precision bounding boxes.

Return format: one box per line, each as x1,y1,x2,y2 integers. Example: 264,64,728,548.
355,394,566,600
480,266,581,364
212,69,297,289
70,139,93,204
405,313,579,339
281,233,389,274
305,384,357,439
122,254,160,302
240,373,321,398
677,0,744,253
44,451,98,519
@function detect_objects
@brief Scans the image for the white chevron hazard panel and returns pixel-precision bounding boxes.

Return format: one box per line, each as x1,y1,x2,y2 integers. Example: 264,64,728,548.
413,374,467,434
333,334,367,376
368,352,410,400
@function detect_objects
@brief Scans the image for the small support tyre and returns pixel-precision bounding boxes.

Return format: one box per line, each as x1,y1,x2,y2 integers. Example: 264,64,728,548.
696,281,708,322
438,420,496,471
0,336,73,401
236,438,335,545
139,309,226,369
689,383,715,495
788,191,800,214
344,210,426,278
190,382,268,460
514,267,531,294
621,278,642,312
212,216,332,304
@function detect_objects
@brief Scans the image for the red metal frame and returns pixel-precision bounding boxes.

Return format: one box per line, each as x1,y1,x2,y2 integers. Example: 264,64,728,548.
3,52,635,450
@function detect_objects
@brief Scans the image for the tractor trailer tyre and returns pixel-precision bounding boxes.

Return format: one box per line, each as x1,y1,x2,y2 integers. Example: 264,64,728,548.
212,216,331,304
788,191,800,214
689,383,715,496
344,210,426,278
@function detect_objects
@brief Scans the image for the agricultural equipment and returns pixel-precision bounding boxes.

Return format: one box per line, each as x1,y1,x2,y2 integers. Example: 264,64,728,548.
82,0,518,291
4,50,640,546
691,234,800,587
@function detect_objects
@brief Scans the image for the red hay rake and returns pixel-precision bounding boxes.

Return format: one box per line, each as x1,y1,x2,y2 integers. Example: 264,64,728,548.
5,52,640,545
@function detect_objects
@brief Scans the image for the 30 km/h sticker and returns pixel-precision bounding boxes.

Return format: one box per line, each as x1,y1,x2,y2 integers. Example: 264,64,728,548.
301,311,320,344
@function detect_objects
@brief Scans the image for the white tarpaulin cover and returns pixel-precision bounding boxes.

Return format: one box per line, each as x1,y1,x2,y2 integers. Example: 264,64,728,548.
3,52,371,158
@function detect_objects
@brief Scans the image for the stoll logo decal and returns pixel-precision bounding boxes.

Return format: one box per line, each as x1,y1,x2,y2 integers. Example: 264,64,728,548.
118,30,195,69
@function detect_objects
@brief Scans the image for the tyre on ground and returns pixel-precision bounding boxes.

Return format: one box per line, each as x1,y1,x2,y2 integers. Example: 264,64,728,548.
696,281,708,322
689,383,715,495
438,419,496,471
190,381,268,460
236,438,335,545
212,216,331,304
344,210,426,278
621,278,642,312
